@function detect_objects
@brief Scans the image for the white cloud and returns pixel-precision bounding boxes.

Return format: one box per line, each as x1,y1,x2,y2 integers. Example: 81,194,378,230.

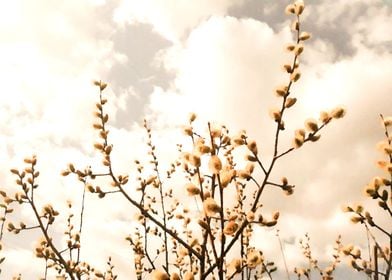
311,0,392,52
147,16,292,136
113,0,244,42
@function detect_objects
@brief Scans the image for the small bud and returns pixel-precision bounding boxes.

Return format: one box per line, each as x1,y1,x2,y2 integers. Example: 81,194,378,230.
331,107,346,119
151,270,170,280
68,164,75,172
294,44,304,56
294,1,305,15
203,198,221,217
247,140,258,155
309,134,321,142
183,272,194,280
295,129,306,138
209,155,222,174
189,154,201,167
291,21,299,31
245,154,257,162
94,143,104,150
290,70,301,82
305,118,318,132
299,32,311,41
283,64,292,73
293,136,304,149
100,83,107,91
350,216,363,224
61,170,70,176
319,111,331,123
285,4,296,14
210,126,222,138
286,44,295,52
189,112,197,122
220,169,235,188
186,183,200,196
246,211,255,222
223,221,238,236
245,163,255,174
171,273,181,280
269,108,281,122
264,220,278,227
183,126,193,136
275,86,288,97
10,169,19,175
383,116,392,127
285,97,297,108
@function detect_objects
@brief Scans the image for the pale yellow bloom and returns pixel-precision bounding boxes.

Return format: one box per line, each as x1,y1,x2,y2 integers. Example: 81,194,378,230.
331,107,346,119
203,198,221,216
305,118,318,132
223,221,238,236
209,155,222,174
151,270,169,280
247,250,263,268
186,183,200,196
183,272,194,280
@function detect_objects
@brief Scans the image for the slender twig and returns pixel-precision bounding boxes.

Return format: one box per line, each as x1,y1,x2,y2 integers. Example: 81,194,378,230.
76,183,86,264
0,207,8,241
94,87,202,260
277,230,291,280
145,122,170,273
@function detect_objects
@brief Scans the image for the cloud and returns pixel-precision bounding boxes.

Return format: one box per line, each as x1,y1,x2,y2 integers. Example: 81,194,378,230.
113,0,245,42
147,16,291,134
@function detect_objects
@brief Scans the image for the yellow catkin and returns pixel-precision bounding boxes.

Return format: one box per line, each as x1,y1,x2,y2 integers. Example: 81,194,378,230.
189,112,197,122
299,31,311,41
209,155,222,174
383,116,392,127
331,107,346,119
247,250,263,268
183,272,194,280
203,198,221,216
305,118,318,132
151,270,170,280
247,140,258,155
269,108,281,122
223,221,238,235
186,183,200,196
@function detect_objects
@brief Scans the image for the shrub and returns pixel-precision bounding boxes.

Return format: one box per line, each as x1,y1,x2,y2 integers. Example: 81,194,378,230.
0,1,352,279
342,115,392,280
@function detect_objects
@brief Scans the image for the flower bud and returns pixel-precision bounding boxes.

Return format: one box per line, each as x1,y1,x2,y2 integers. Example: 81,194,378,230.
290,70,301,82
269,108,281,122
285,4,295,14
294,1,305,15
189,112,197,122
294,44,304,56
299,32,311,41
331,107,346,119
285,97,297,108
209,155,222,174
305,118,318,132
275,86,288,97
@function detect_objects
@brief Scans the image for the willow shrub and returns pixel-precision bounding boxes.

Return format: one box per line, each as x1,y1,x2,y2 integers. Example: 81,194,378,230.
0,1,361,280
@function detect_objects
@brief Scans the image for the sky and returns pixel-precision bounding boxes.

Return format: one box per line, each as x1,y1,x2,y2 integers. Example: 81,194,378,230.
0,0,391,279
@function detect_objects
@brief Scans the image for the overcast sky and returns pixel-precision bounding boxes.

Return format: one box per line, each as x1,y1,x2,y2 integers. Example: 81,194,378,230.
0,0,391,279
